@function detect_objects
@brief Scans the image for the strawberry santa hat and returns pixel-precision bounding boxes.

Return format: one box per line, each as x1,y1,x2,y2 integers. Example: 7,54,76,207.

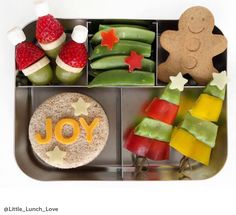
55,25,88,84
7,27,53,85
35,0,65,58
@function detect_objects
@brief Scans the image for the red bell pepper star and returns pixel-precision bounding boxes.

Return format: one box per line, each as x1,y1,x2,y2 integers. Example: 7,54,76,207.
101,29,119,50
125,51,144,72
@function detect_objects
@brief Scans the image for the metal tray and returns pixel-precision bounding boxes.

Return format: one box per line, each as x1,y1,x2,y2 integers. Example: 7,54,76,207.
15,19,227,180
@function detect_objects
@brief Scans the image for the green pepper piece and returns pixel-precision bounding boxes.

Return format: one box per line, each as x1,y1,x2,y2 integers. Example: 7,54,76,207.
160,83,181,105
89,70,154,87
134,117,173,142
203,84,225,100
90,55,155,72
180,113,218,148
99,24,148,31
92,27,155,45
90,40,151,60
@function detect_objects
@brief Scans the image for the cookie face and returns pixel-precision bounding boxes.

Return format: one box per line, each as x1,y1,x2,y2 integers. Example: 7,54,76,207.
29,93,109,169
179,6,215,34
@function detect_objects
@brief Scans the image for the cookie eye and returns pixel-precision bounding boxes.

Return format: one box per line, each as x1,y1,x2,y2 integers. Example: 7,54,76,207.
191,17,194,20
202,17,205,21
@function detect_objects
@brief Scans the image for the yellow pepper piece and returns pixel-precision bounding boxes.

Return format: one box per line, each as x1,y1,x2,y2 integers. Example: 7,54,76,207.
55,118,80,144
79,117,100,143
170,128,211,166
35,118,53,144
190,94,223,122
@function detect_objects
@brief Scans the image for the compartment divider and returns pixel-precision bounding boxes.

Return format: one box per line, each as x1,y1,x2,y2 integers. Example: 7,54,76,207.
85,20,90,86
155,20,159,86
112,87,123,180
29,87,35,113
120,88,124,180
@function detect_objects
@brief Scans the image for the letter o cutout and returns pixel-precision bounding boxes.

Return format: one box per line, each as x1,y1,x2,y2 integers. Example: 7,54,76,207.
54,118,80,144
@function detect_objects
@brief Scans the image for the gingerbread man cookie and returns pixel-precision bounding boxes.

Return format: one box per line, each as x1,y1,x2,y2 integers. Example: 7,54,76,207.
158,6,227,85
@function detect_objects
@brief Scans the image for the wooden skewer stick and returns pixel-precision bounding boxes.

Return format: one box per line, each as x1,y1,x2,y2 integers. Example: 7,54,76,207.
134,156,148,179
178,155,192,180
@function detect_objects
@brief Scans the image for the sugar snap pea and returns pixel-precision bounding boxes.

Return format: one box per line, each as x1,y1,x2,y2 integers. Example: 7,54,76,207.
89,69,155,87
180,113,218,148
160,84,181,105
135,117,173,142
99,24,148,31
203,84,225,100
90,55,155,72
91,27,155,45
90,40,151,60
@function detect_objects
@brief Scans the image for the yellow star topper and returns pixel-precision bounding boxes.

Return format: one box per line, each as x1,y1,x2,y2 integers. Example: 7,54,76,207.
46,146,66,165
169,72,188,91
71,98,91,116
210,71,227,90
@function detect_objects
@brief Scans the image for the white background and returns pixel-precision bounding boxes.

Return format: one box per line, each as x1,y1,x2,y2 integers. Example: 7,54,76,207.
0,0,236,214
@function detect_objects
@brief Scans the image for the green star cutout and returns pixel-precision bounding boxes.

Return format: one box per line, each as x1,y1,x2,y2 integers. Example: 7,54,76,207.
169,72,188,91
71,98,91,116
210,71,227,90
46,146,66,165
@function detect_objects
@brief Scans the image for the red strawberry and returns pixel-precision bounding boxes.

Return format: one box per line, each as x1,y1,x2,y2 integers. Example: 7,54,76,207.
36,15,64,44
16,42,45,70
59,41,87,68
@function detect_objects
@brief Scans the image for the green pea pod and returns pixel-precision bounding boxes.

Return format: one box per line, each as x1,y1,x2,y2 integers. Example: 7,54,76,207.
160,83,181,105
89,70,155,87
92,27,155,45
90,55,155,72
180,113,218,148
90,40,151,60
99,24,148,31
134,117,173,142
203,84,225,100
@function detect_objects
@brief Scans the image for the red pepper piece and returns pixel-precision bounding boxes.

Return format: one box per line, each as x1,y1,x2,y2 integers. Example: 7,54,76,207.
124,51,144,72
101,29,119,50
145,98,179,125
146,140,169,160
124,130,169,160
124,130,152,157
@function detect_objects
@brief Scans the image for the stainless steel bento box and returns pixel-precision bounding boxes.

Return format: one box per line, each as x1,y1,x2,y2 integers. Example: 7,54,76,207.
15,19,227,181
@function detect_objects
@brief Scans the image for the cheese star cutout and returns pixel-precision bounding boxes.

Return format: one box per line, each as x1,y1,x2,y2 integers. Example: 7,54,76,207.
125,51,144,72
71,98,91,116
210,71,227,90
101,29,119,50
169,72,188,91
46,146,66,165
